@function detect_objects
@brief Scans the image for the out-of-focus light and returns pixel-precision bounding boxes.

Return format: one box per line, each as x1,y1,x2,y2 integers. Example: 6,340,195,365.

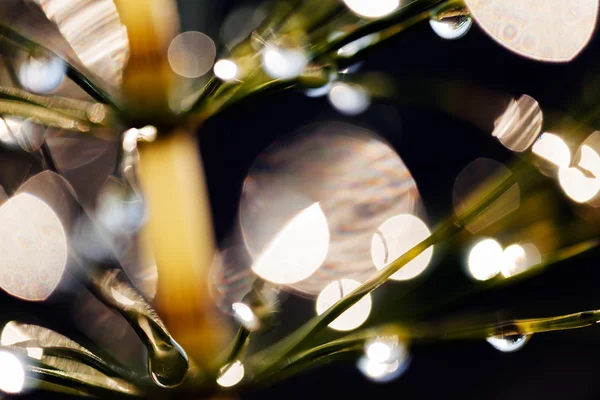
328,82,370,116
492,95,542,152
366,341,393,363
214,59,238,81
36,0,129,87
216,361,244,388
429,16,472,40
357,356,409,383
486,334,529,353
467,238,504,281
365,337,403,363
316,279,372,331
558,144,600,203
168,31,216,78
18,56,66,93
501,243,541,278
532,133,571,168
559,166,599,203
0,118,45,153
96,178,146,234
240,123,421,295
252,203,330,285
261,45,308,80
26,347,43,360
337,34,379,57
232,302,260,332
0,193,67,301
343,0,400,18
0,350,25,393
371,214,433,281
464,0,598,62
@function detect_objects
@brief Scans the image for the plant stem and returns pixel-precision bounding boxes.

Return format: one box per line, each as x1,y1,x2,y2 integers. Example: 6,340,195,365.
217,326,251,369
248,166,520,376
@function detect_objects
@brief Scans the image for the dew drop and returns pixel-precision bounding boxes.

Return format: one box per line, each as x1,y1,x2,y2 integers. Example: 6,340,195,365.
486,334,530,353
429,15,472,40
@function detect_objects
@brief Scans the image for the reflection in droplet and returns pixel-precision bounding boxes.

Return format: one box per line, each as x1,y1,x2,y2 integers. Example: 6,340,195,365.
316,279,372,331
464,0,598,62
232,302,260,332
214,59,238,81
429,16,472,40
501,243,541,278
532,133,571,168
0,350,25,394
168,31,217,78
216,361,245,388
261,45,308,80
492,95,542,152
453,158,520,233
371,214,433,281
343,0,400,18
18,55,66,93
487,334,529,353
467,238,504,281
0,193,67,301
240,123,420,295
328,82,370,115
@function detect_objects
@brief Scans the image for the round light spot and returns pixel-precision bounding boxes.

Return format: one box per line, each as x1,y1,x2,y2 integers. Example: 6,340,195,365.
216,361,244,388
18,56,66,93
0,350,25,393
343,0,400,18
214,59,238,81
467,238,504,281
532,133,571,168
251,203,330,285
328,82,370,116
316,279,372,331
168,31,216,78
371,214,433,281
261,45,308,80
232,302,260,332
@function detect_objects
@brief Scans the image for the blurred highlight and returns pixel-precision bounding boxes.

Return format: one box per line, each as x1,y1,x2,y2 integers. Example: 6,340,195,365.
316,278,372,331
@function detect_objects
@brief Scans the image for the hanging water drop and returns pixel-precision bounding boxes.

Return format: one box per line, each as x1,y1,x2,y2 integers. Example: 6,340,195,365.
429,14,472,40
92,269,189,388
486,334,530,353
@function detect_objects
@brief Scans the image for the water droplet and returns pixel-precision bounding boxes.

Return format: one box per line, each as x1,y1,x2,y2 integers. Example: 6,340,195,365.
18,55,66,93
96,270,189,387
144,322,189,388
96,177,146,234
429,15,472,40
486,334,530,353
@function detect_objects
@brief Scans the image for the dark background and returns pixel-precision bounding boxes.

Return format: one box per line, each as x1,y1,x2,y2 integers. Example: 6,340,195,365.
10,0,600,398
